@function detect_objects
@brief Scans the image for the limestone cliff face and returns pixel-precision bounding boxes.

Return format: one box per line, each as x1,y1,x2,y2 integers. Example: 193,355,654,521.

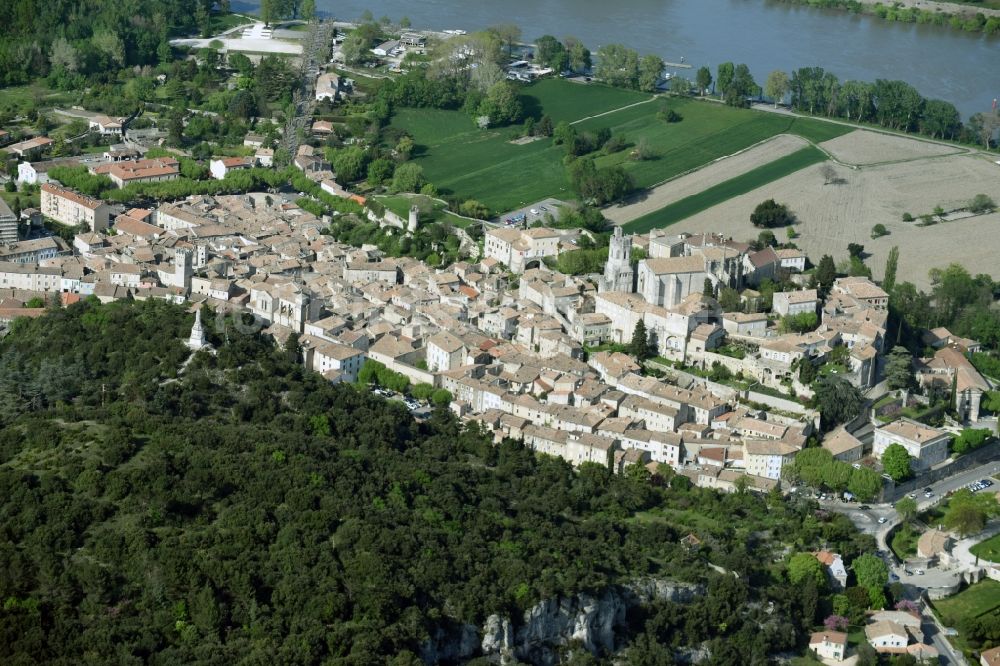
421,578,703,665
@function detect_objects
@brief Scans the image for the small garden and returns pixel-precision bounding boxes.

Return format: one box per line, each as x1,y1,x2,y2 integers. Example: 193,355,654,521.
970,533,1000,563
931,579,1000,657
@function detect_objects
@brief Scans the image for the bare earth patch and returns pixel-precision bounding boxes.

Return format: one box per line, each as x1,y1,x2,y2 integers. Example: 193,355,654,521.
508,135,543,145
668,152,1000,290
820,129,964,166
604,134,809,226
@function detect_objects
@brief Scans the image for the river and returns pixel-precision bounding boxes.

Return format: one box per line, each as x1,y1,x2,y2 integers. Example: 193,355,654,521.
239,0,996,120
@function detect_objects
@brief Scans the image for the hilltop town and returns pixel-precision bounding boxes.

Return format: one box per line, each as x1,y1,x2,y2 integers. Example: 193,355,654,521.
1,4,999,665
0,164,990,497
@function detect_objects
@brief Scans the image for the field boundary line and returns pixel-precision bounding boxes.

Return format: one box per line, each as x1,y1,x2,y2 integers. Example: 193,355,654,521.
570,95,657,125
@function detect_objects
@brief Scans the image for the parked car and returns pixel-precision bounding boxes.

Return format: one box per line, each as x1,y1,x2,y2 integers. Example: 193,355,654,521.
924,487,933,493
889,573,900,581
859,505,871,511
878,517,888,524
915,569,925,575
908,493,917,499
924,491,933,498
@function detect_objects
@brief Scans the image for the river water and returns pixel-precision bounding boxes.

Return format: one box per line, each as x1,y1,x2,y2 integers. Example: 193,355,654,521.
245,0,997,119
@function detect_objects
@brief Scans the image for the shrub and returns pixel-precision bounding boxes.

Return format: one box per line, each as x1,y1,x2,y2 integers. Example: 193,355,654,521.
969,193,996,214
901,212,913,222
750,199,792,228
871,223,888,238
952,428,990,455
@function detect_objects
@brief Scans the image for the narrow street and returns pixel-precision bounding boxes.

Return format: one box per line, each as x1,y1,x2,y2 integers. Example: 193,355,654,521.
277,21,334,162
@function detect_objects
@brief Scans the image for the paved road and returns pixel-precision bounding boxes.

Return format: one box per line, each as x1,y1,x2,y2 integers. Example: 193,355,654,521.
822,460,1000,554
820,461,999,665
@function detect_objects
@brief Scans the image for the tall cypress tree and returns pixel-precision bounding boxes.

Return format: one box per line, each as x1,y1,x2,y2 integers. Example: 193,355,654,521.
629,319,651,361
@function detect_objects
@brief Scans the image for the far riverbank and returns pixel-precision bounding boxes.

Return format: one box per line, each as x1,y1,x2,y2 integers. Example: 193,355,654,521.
854,0,1000,18
234,0,1000,119
770,0,1000,32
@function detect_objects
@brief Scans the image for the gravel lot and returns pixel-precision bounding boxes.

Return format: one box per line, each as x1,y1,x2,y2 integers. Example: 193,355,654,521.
605,134,809,226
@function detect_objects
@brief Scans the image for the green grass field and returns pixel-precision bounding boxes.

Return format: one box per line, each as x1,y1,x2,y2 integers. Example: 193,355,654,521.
523,78,652,124
970,533,1000,563
622,146,828,234
933,579,1000,627
392,79,850,215
0,84,77,115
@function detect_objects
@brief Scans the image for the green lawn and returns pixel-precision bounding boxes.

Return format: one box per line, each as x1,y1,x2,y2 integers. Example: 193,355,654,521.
376,194,474,228
392,79,851,214
933,579,1000,627
209,12,254,33
622,146,828,234
819,362,850,377
970,533,1000,563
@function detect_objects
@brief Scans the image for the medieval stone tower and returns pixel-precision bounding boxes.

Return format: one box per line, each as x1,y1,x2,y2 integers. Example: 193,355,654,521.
599,226,635,293
174,248,192,292
408,205,419,233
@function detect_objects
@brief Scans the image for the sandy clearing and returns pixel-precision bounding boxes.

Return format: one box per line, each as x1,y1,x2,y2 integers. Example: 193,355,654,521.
665,153,1000,290
604,134,810,226
820,129,965,166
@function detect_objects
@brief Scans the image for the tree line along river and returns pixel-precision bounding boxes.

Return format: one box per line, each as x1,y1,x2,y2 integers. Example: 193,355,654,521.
270,0,998,120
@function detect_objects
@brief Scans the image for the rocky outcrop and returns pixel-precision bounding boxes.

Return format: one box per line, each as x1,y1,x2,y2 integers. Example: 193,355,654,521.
422,578,703,665
420,621,480,664
625,577,703,605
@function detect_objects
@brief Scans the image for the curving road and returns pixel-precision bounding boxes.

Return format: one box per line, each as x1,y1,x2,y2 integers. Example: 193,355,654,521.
819,460,1000,665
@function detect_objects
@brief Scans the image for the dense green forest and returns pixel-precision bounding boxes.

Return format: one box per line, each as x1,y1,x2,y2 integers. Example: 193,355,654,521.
0,0,198,86
0,300,879,663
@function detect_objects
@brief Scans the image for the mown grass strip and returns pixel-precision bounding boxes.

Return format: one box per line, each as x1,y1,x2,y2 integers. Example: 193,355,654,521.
622,146,828,234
